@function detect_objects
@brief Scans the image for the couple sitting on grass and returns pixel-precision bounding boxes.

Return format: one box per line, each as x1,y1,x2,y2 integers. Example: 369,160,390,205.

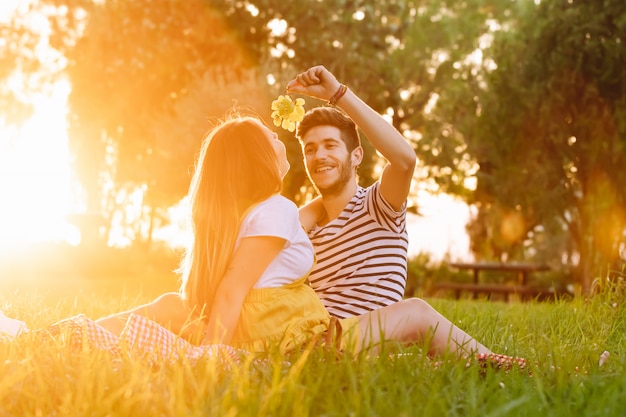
1,65,526,371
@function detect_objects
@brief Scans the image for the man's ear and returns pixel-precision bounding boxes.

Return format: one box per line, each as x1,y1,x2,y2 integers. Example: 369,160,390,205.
351,146,364,166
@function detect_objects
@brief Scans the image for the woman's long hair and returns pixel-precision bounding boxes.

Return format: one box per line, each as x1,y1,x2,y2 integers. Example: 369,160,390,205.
179,116,283,314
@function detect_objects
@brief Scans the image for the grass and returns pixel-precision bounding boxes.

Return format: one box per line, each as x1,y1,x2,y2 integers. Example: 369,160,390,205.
1,272,626,416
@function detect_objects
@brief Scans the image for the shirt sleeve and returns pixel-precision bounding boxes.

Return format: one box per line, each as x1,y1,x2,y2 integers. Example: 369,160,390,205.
239,196,299,242
367,182,407,233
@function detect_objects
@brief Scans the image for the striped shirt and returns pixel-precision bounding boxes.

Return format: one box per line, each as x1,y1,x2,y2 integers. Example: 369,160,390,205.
307,182,409,318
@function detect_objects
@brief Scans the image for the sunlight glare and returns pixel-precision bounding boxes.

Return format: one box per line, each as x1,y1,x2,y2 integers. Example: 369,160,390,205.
406,192,473,263
152,197,193,249
0,78,79,247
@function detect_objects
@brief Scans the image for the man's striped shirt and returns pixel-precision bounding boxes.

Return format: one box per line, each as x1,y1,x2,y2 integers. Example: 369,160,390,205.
307,182,409,318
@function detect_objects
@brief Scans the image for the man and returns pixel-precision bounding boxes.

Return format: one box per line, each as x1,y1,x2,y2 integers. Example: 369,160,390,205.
287,65,417,319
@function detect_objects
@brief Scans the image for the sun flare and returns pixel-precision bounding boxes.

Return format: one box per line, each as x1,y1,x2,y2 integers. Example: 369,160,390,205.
0,0,80,248
0,79,79,247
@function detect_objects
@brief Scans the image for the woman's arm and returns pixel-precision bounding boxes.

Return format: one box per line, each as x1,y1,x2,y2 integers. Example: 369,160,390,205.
201,235,285,345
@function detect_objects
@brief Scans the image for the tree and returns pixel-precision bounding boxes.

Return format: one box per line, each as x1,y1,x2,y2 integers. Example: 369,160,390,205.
453,0,626,291
212,0,520,207
42,0,270,244
2,0,535,252
0,2,57,126
210,0,411,203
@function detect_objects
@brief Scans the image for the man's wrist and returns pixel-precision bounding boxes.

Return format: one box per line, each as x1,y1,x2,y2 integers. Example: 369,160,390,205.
328,84,348,106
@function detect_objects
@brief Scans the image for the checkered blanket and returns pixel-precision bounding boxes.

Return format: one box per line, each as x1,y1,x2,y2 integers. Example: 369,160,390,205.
38,313,242,367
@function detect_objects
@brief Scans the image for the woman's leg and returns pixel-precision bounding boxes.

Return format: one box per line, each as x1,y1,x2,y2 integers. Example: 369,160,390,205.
354,298,491,357
95,292,205,341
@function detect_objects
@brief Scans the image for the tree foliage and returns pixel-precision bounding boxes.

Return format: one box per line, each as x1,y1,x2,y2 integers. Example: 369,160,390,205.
47,0,267,213
0,2,57,126
5,0,623,288
211,0,520,205
10,0,507,232
454,0,626,290
27,0,269,244
1,0,528,243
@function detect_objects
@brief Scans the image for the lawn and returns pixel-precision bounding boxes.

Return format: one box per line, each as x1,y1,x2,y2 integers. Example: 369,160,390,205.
1,272,625,417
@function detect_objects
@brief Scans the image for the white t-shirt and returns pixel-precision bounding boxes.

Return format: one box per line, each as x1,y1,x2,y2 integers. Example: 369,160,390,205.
236,194,315,288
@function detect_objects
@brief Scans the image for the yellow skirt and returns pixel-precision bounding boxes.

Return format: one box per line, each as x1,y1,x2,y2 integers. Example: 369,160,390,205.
230,276,330,353
229,276,362,354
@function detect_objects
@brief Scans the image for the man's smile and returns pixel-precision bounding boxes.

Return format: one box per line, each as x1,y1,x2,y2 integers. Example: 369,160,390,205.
314,165,334,173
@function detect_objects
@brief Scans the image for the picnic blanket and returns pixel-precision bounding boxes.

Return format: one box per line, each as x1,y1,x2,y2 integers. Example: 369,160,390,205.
35,313,242,367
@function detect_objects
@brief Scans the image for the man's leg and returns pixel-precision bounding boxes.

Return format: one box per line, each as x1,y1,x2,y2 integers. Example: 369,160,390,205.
354,298,492,356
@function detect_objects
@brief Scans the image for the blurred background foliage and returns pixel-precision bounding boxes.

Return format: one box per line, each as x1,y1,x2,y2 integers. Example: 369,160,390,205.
1,0,625,293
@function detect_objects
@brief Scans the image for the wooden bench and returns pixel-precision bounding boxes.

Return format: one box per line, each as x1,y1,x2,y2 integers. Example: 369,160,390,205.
432,282,549,302
431,262,552,302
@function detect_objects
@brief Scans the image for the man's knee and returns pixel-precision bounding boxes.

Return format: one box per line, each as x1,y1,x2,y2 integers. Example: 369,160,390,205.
400,297,433,314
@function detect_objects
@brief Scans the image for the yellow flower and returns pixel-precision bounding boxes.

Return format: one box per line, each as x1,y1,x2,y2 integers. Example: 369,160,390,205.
271,95,305,132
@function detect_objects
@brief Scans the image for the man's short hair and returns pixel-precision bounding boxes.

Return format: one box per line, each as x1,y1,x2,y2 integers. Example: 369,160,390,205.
296,106,361,152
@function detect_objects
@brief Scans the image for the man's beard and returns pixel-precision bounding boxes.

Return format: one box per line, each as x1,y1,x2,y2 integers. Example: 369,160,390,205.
311,154,353,198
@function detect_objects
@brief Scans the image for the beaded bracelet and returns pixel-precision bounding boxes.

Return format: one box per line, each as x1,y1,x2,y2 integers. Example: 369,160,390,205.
328,84,348,106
